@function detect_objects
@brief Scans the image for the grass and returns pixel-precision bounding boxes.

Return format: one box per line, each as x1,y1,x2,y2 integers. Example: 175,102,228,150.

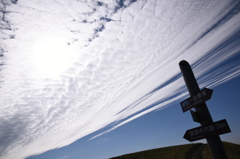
110,142,240,159
110,143,203,159
202,141,240,159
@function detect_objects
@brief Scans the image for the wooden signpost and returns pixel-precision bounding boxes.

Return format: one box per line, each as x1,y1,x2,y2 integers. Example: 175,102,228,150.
179,60,230,159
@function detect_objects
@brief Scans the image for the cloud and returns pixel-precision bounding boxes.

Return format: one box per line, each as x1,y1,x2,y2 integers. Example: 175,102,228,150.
0,0,240,158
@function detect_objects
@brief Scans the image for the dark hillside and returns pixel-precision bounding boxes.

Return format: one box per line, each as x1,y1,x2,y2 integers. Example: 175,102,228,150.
202,141,240,159
110,143,203,159
110,142,240,159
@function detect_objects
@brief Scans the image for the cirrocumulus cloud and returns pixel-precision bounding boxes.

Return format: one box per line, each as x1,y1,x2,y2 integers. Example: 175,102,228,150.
0,0,240,159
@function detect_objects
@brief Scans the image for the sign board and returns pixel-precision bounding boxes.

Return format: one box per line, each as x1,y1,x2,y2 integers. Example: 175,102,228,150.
180,88,213,112
183,119,231,142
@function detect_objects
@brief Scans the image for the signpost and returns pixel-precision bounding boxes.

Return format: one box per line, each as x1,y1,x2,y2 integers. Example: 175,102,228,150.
180,88,213,112
184,119,231,142
179,60,230,159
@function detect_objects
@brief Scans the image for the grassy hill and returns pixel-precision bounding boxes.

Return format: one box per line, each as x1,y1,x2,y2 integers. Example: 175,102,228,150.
110,142,240,159
202,142,240,159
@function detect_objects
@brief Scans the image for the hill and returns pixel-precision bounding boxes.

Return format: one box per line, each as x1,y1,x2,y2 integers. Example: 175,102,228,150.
109,142,240,159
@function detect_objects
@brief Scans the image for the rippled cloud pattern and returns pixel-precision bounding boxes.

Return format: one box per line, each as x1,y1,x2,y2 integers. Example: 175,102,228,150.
0,0,240,159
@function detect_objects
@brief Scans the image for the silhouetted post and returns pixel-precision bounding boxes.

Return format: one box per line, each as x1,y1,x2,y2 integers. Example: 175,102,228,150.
179,60,228,159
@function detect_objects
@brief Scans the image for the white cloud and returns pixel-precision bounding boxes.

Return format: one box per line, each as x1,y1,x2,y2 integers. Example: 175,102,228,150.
0,0,240,158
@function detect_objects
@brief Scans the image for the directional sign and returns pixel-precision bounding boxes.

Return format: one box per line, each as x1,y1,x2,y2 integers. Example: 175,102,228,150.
184,119,231,142
180,88,213,112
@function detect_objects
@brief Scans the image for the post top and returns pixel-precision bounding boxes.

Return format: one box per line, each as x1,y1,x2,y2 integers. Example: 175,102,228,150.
179,60,189,66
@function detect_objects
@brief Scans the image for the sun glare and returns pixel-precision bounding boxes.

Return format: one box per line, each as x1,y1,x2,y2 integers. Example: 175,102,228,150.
32,36,76,78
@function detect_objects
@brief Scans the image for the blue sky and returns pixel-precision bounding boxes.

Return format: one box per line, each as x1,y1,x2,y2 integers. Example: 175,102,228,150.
25,68,240,159
0,0,240,159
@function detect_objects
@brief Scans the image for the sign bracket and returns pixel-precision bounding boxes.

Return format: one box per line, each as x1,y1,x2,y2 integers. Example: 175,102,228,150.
190,110,201,123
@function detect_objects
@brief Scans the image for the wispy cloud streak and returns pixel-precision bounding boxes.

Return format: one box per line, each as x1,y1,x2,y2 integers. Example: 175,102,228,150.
0,0,240,158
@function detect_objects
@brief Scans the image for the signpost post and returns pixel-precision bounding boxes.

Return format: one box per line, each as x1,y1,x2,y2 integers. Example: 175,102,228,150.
179,60,229,159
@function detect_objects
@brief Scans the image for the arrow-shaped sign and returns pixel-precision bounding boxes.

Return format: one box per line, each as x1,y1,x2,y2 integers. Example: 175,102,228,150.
184,119,231,142
180,88,213,112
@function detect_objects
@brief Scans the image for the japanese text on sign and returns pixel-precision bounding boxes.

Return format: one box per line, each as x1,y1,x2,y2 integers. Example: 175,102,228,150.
184,119,231,142
180,88,213,112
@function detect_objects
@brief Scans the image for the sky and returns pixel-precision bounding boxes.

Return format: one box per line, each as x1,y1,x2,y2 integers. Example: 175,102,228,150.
0,0,240,159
